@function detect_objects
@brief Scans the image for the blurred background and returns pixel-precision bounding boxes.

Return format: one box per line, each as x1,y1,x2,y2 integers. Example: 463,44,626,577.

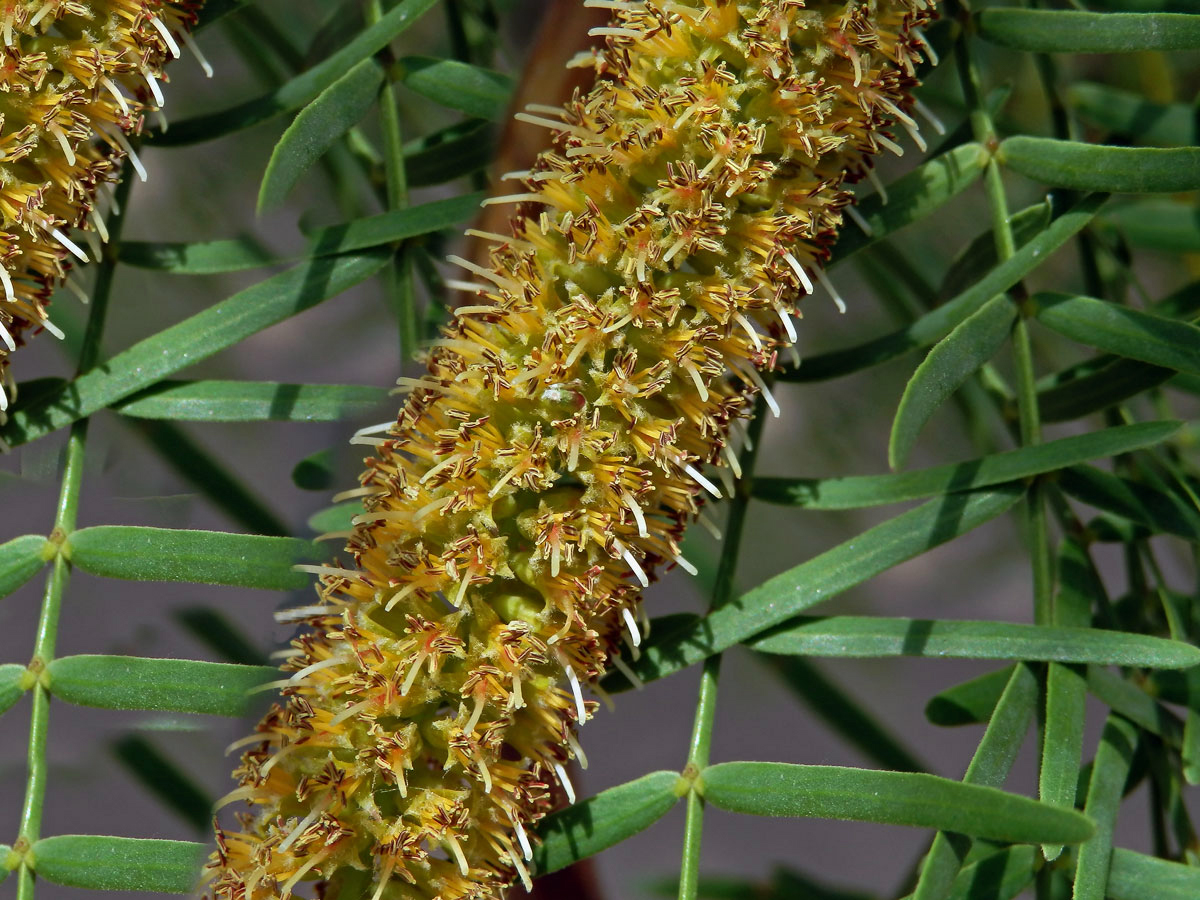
1,1,1197,898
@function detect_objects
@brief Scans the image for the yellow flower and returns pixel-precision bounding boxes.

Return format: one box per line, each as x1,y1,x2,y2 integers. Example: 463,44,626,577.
209,1,938,897
0,0,205,417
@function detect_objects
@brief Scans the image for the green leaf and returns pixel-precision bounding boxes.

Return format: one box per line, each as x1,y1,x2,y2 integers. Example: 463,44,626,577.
889,294,1017,470
293,448,338,491
120,192,483,275
533,770,682,874
912,664,1039,900
700,762,1093,845
0,250,389,448
308,502,361,535
1074,716,1139,900
754,421,1178,509
47,655,276,717
1069,84,1197,147
0,663,27,717
747,616,1200,668
1058,465,1200,541
1107,848,1200,900
397,56,512,120
31,835,207,893
605,487,1024,691
978,9,1200,52
1106,199,1200,253
830,143,988,265
67,527,323,590
938,201,1052,301
926,666,1013,727
405,119,495,187
154,0,441,146
944,845,1038,900
113,380,388,423
112,736,212,832
305,191,485,255
1037,358,1176,423
259,57,386,212
0,533,50,600
781,193,1106,383
118,236,284,274
1087,667,1181,746
1031,292,1200,376
1000,137,1200,193
1039,539,1095,859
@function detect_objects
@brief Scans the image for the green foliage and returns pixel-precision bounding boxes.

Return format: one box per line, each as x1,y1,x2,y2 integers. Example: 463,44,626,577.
1,2,1198,900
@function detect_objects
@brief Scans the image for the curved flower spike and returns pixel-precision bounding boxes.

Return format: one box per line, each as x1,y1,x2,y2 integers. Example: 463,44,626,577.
208,1,937,898
0,0,202,419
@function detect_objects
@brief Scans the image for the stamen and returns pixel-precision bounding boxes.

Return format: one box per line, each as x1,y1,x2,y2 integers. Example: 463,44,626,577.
610,653,644,689
620,545,649,588
567,732,589,769
328,698,371,727
47,226,89,263
481,193,545,207
722,444,743,479
41,317,64,340
777,306,798,343
553,762,577,804
736,363,781,418
142,68,165,108
276,806,322,854
512,815,533,861
148,15,182,58
913,98,946,135
110,130,148,182
622,607,642,647
101,77,130,115
273,605,332,623
0,322,15,353
815,267,847,314
867,168,889,204
682,359,709,402
845,205,873,236
734,312,763,350
288,656,343,684
0,267,14,305
684,462,722,499
623,491,649,537
292,564,364,580
181,30,214,78
913,27,940,66
673,553,699,576
876,133,904,157
446,835,469,877
465,692,486,733
564,662,587,723
782,251,814,293
48,124,75,165
588,26,645,40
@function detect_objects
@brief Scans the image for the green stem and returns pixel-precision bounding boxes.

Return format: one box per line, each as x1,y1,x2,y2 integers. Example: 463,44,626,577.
367,0,418,365
677,396,768,900
13,167,133,899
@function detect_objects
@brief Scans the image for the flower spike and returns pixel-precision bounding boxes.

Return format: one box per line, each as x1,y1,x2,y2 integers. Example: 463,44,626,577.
209,1,938,898
0,0,201,425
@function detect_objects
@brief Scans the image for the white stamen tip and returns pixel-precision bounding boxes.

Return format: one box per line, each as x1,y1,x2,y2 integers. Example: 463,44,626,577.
553,763,576,804
622,607,642,647
684,463,722,499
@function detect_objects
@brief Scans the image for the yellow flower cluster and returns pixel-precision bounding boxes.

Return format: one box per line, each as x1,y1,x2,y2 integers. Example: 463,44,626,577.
209,1,936,898
0,0,205,419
